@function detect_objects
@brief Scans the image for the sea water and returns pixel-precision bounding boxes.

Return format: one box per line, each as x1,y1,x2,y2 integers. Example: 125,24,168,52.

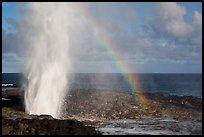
2,73,202,98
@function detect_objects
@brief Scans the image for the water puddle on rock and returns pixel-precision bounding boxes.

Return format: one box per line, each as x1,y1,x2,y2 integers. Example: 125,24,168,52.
92,116,197,135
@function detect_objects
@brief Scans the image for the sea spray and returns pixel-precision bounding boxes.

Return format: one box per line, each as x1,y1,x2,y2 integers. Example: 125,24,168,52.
24,3,76,118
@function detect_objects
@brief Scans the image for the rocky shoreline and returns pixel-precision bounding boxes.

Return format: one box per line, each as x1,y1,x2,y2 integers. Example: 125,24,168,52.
2,115,100,135
2,89,202,135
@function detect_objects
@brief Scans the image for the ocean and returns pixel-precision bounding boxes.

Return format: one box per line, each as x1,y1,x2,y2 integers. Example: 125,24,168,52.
2,73,202,98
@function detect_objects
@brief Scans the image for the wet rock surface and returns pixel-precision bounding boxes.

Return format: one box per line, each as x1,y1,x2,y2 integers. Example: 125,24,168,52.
2,89,202,135
63,90,202,121
2,115,100,135
2,90,100,135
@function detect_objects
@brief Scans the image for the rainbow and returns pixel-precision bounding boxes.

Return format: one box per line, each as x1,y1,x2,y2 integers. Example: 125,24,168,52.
72,4,148,109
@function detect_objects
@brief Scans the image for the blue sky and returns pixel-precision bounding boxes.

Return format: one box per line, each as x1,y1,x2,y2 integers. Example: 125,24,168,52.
2,2,202,73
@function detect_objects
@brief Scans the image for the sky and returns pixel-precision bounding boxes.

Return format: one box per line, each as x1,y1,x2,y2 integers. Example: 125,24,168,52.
2,2,202,73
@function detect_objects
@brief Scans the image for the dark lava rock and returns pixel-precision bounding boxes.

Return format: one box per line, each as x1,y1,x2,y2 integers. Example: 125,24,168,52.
2,115,101,135
2,89,202,135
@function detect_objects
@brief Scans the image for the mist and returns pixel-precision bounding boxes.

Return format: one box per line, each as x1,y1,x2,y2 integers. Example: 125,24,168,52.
22,2,122,119
23,3,77,118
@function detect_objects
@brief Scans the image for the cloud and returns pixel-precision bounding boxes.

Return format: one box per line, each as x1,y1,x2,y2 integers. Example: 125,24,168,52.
2,2,202,73
190,11,202,45
151,2,201,44
2,28,27,60
139,2,202,63
157,2,190,38
3,52,23,62
78,2,201,66
192,10,202,27
40,2,202,64
2,29,5,42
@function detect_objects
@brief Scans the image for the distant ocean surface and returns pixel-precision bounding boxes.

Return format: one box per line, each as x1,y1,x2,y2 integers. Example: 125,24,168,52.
2,73,202,98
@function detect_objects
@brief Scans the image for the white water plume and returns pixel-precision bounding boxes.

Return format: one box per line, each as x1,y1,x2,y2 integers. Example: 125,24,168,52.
23,3,78,118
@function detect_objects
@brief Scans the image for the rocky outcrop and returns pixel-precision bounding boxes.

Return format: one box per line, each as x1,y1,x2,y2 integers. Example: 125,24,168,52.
2,115,101,135
2,89,202,135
